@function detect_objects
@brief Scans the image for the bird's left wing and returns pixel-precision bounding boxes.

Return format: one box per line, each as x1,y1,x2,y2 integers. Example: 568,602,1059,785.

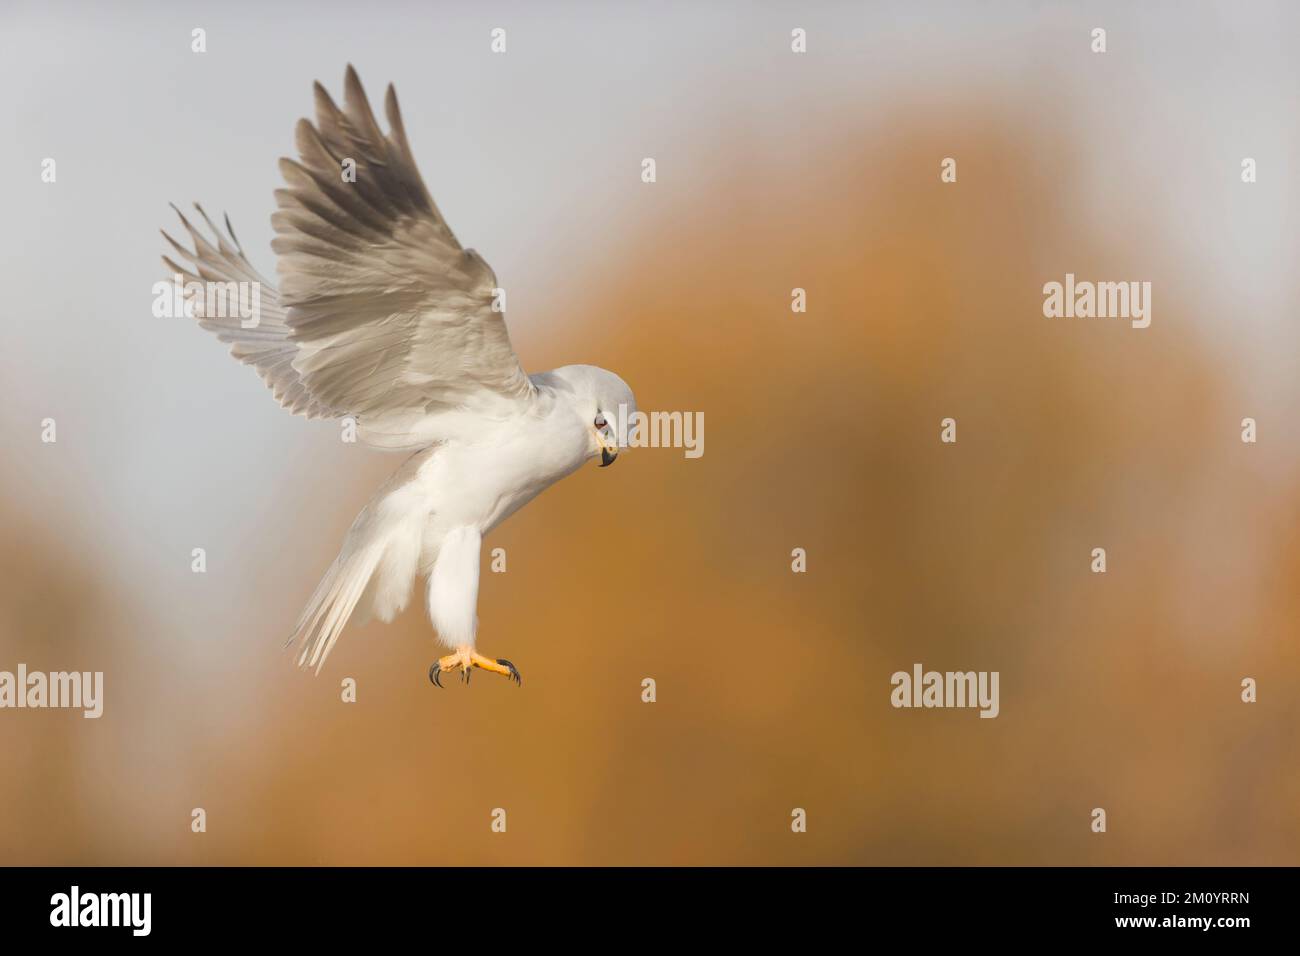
271,66,536,432
164,65,536,447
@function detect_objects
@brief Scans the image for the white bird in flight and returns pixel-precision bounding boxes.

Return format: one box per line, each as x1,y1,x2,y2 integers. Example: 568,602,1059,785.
161,65,635,687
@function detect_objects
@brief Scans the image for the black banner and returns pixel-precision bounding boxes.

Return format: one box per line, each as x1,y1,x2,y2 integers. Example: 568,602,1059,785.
0,866,1279,941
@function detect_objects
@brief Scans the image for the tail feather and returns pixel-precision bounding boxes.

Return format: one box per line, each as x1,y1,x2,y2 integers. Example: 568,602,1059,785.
288,544,385,674
283,447,435,674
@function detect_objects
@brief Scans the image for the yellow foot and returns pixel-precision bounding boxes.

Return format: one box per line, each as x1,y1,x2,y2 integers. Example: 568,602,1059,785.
429,646,522,688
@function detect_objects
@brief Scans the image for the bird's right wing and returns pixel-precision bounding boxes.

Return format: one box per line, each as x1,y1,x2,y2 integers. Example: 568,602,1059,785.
161,203,340,420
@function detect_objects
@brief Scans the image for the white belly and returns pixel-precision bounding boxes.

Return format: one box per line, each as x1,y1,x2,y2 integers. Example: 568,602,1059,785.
408,409,591,560
293,395,597,662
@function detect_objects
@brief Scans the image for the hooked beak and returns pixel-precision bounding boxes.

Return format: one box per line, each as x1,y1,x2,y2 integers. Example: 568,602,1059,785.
594,427,619,467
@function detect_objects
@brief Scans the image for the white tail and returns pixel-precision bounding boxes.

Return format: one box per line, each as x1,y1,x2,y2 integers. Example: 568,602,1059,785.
284,448,433,673
287,544,385,673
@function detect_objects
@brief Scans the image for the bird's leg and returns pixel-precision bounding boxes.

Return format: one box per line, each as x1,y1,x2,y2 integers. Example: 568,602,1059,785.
429,645,522,687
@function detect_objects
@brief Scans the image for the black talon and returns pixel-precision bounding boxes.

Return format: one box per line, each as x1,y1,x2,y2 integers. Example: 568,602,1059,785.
497,658,522,686
429,662,443,688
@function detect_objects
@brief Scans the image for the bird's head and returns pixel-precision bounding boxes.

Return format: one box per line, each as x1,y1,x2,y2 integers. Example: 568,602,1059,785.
543,364,637,468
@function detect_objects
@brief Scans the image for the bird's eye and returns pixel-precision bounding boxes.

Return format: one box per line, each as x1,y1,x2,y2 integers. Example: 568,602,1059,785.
594,414,607,429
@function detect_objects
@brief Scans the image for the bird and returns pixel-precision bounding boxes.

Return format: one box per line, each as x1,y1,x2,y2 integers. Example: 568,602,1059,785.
160,65,635,688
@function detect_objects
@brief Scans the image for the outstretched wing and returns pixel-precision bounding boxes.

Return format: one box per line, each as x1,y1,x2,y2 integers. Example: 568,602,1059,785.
274,65,535,421
161,203,340,420
162,65,535,440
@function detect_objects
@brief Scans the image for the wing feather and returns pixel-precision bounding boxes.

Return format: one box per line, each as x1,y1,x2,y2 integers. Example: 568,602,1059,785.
160,204,341,419
160,64,535,439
